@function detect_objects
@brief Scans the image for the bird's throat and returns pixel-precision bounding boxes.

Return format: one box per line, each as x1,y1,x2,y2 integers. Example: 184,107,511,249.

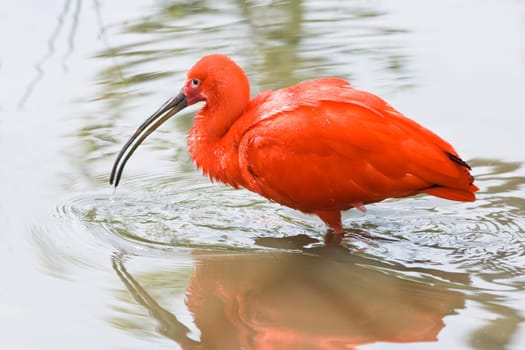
187,113,245,189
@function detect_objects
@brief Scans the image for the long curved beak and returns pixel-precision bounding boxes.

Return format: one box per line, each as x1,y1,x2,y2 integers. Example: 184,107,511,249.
110,90,188,187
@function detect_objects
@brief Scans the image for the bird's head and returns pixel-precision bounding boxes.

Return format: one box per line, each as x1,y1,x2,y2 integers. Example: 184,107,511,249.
183,54,250,110
109,54,250,187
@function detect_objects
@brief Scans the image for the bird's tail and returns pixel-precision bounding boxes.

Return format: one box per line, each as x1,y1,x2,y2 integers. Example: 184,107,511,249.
421,183,479,202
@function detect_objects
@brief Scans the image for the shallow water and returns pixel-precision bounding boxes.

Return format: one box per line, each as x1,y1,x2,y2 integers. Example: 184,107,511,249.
1,1,525,349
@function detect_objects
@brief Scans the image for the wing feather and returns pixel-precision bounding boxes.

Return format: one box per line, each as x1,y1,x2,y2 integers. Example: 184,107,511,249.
237,81,476,212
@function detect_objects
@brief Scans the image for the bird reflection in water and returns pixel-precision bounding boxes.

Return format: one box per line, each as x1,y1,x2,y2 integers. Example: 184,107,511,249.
112,236,466,350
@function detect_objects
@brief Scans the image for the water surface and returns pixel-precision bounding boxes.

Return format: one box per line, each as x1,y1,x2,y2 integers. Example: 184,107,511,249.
1,1,525,349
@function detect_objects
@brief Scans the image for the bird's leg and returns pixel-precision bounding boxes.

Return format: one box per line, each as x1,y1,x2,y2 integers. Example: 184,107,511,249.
314,210,343,234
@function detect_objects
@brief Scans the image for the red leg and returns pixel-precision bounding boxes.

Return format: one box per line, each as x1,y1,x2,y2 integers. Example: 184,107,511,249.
314,210,343,234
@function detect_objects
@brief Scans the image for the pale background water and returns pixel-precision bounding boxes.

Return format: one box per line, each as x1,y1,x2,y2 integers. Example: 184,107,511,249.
1,0,525,349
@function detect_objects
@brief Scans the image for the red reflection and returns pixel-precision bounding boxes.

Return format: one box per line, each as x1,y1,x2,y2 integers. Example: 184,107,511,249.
186,252,465,349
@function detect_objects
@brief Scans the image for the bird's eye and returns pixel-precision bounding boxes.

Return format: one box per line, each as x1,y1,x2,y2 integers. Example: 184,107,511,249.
191,78,200,87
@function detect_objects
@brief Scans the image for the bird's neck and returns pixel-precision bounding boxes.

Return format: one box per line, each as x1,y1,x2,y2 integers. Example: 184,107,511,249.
187,109,244,188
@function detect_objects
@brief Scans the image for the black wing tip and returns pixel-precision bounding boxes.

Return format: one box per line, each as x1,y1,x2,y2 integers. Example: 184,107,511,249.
445,151,472,170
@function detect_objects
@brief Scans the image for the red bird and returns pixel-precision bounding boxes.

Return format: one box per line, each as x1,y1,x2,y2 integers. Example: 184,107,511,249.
110,54,478,234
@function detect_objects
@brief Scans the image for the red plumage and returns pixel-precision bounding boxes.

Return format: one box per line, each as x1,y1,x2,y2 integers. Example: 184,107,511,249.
111,54,478,233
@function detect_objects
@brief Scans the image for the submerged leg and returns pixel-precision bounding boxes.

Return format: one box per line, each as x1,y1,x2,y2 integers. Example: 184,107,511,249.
314,210,343,234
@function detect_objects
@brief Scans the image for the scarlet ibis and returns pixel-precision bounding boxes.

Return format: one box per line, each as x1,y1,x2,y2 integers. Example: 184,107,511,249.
110,54,477,234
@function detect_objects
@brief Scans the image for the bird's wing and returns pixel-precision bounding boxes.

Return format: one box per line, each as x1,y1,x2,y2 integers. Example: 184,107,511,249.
238,82,476,212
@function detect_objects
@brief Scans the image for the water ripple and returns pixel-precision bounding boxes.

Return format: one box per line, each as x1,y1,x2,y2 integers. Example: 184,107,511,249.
50,159,525,292
333,159,525,290
60,182,314,253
